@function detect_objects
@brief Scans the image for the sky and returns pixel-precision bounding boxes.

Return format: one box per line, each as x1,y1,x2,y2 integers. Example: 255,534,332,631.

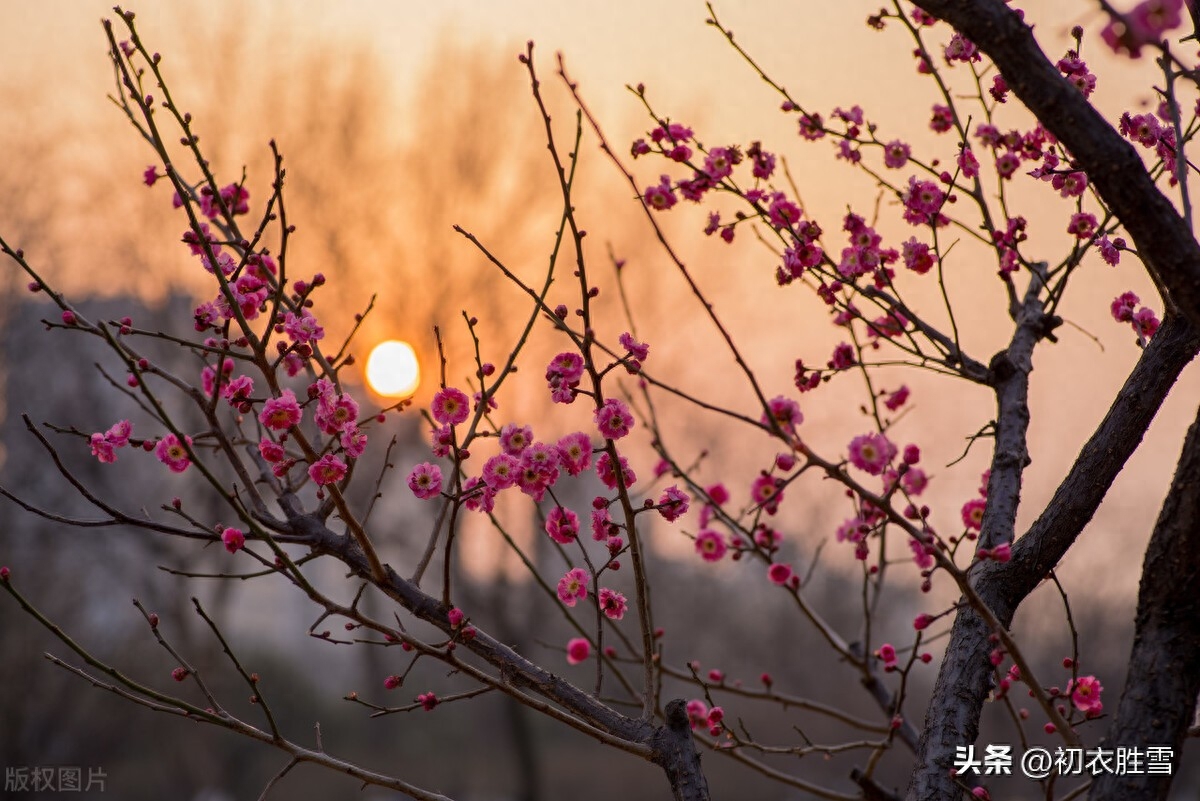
2,0,1197,607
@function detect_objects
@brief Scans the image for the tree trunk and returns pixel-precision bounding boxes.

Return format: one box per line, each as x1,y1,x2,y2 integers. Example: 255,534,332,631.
1089,404,1200,801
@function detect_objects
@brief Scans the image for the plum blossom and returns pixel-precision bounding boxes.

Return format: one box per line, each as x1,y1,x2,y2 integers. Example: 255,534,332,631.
221,527,245,553
694,530,727,562
643,175,677,211
962,497,987,531
1102,0,1186,57
283,309,324,344
155,433,192,473
877,643,898,668
431,387,470,426
703,147,735,180
596,452,636,490
767,563,794,586
901,177,948,226
341,426,368,459
591,508,615,541
884,385,910,411
308,454,347,486
482,454,518,490
619,331,650,362
1111,291,1140,323
462,476,495,514
1067,212,1098,239
557,568,589,607
751,474,784,515
798,112,825,140
89,420,133,464
545,506,581,544
259,389,302,431
259,438,286,463
909,537,935,569
1099,236,1122,266
883,140,911,169
599,588,627,620
762,395,803,430
566,637,591,665
957,146,980,178
848,433,896,475
929,104,953,133
408,462,443,499
594,398,634,440
1067,675,1104,714
657,486,690,522
1133,306,1161,340
499,423,533,455
556,432,592,476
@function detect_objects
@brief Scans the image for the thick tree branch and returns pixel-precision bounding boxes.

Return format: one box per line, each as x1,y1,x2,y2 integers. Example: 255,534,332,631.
1000,314,1200,600
911,0,1200,328
978,268,1047,550
1089,403,1200,801
908,314,1200,800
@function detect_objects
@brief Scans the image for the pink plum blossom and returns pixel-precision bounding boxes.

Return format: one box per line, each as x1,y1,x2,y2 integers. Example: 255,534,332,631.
545,506,581,544
431,387,470,426
557,568,588,607
695,530,727,562
657,486,690,522
1067,675,1104,714
155,434,192,473
221,527,245,553
408,462,443,499
599,588,627,620
566,637,591,665
260,389,302,431
309,454,347,486
594,398,634,440
848,433,896,475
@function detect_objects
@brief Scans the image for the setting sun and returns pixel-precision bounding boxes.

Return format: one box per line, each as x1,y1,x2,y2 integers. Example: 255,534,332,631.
365,340,420,398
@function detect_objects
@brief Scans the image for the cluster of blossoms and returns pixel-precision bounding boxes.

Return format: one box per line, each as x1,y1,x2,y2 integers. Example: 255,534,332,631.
88,420,133,464
632,117,834,285
255,377,365,487
1101,0,1188,58
1111,291,1161,341
993,658,1104,732
175,181,251,220
972,122,1054,183
836,439,933,567
838,213,900,283
1119,107,1180,182
86,172,378,515
685,698,726,737
146,161,250,222
900,176,950,228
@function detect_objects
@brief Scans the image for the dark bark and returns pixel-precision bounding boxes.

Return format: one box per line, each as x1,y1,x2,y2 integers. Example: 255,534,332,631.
907,316,1200,800
999,315,1200,602
653,699,712,801
912,0,1200,329
1089,404,1200,801
978,272,1045,551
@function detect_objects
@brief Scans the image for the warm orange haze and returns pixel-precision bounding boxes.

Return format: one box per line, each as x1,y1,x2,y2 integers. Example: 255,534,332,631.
1,1,1199,800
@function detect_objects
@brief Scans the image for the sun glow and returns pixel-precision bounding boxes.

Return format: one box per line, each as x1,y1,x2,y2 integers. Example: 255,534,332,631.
366,340,421,398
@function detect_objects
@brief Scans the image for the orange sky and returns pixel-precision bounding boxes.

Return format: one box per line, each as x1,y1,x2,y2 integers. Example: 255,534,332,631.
3,0,1198,605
